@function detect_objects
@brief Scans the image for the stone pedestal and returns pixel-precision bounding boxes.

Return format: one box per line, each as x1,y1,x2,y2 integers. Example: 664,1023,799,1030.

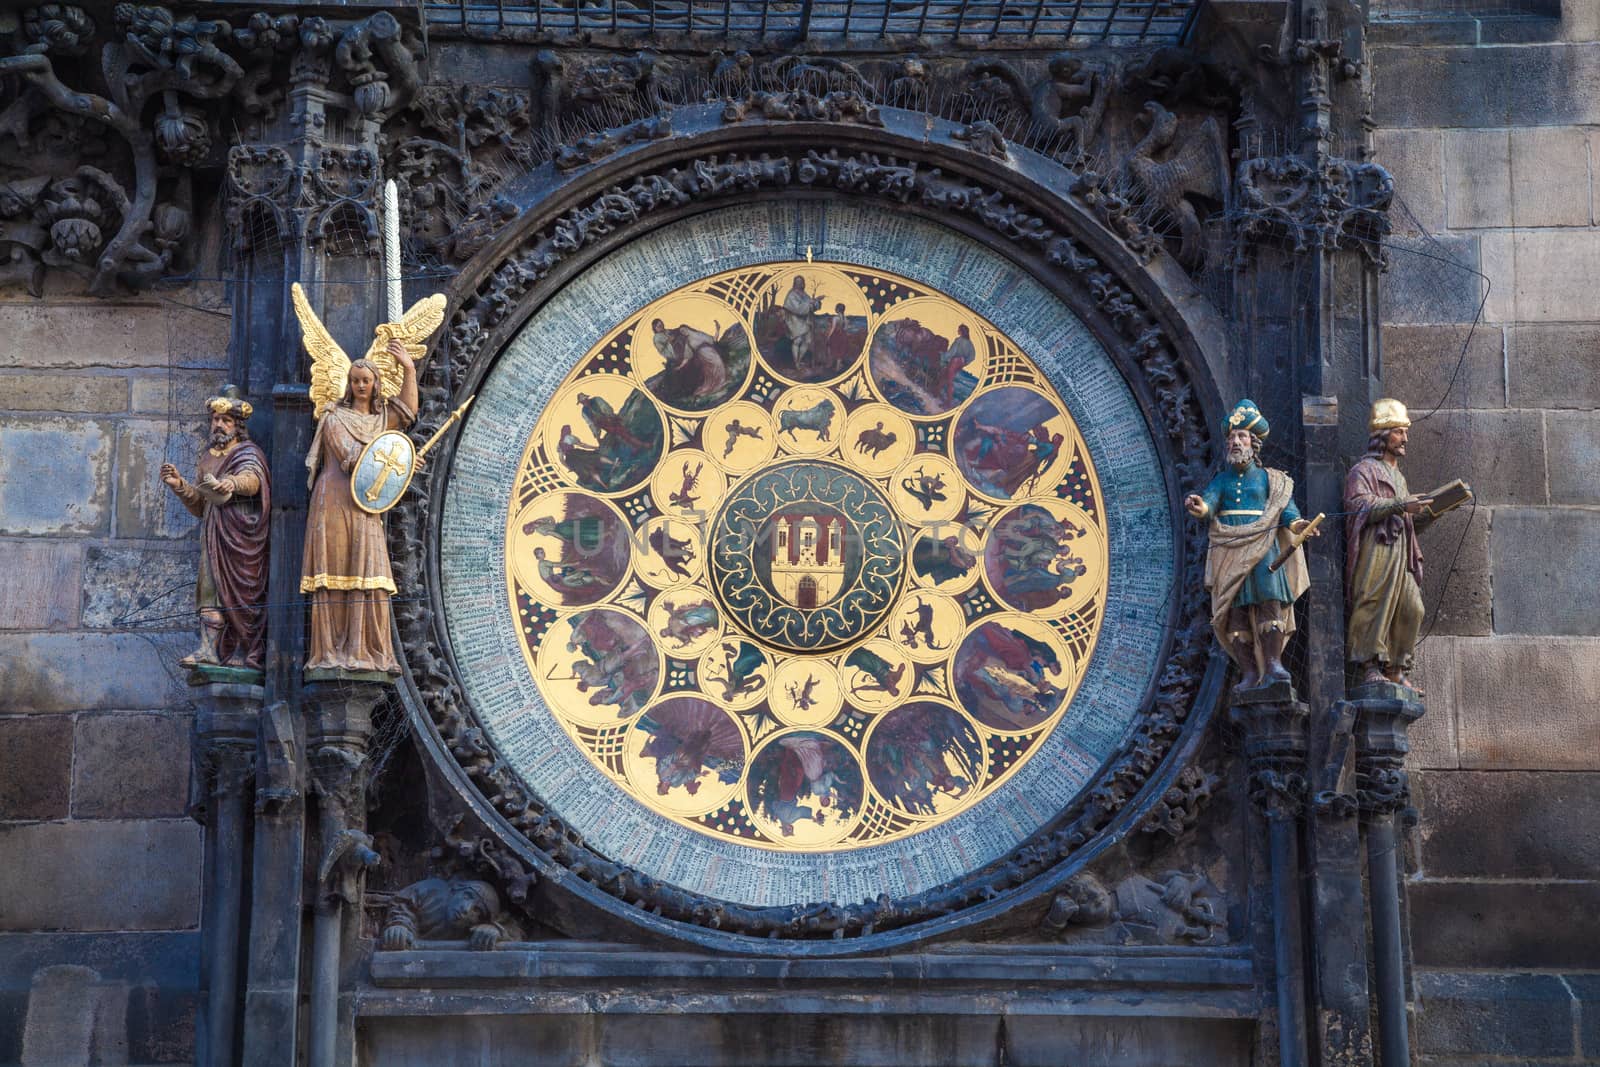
1350,688,1426,1067
304,682,387,1067
190,682,264,1067
1229,686,1310,1067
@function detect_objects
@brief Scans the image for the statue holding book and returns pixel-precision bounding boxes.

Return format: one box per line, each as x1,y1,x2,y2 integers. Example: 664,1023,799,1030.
1343,399,1471,692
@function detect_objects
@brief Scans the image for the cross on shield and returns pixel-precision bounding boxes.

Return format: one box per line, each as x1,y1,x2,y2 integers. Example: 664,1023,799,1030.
351,430,417,515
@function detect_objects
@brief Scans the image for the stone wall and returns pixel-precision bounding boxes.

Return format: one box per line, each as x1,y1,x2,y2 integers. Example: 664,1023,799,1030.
1374,1,1600,1060
0,279,230,1065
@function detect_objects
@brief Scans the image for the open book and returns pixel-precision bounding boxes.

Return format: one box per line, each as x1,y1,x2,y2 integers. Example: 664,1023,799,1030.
1418,479,1473,523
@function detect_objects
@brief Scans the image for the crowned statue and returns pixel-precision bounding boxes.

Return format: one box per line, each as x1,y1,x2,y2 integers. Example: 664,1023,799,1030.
1184,400,1319,692
292,283,446,677
160,385,271,675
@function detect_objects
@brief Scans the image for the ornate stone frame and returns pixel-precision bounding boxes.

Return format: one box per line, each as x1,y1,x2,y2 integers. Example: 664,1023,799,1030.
387,108,1233,954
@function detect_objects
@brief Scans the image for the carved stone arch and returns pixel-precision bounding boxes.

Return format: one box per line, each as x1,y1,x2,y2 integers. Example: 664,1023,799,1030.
387,110,1234,955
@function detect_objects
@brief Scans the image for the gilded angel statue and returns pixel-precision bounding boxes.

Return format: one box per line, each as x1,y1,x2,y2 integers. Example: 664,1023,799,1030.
292,281,446,677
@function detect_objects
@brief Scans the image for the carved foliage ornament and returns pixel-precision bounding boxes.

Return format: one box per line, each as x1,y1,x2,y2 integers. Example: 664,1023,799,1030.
0,4,422,291
1232,154,1394,267
388,146,1219,941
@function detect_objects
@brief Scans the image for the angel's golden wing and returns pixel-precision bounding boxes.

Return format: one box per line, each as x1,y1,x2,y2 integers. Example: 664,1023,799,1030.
366,293,448,400
291,283,351,419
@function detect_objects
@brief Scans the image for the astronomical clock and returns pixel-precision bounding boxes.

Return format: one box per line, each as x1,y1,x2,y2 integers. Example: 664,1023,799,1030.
437,202,1176,919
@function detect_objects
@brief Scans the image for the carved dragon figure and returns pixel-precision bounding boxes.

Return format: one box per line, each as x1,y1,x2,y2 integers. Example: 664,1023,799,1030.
1121,101,1228,269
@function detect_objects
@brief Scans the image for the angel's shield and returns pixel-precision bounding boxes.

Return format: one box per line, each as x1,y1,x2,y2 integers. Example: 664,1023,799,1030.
351,430,417,515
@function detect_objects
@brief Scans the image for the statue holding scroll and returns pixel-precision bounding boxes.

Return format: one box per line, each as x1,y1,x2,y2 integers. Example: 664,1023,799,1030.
160,386,271,673
1184,399,1318,692
1344,399,1471,691
293,283,445,676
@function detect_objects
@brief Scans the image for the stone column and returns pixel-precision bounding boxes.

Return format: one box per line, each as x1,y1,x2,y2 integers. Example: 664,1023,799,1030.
304,682,385,1067
1230,688,1311,1067
1352,686,1426,1067
190,683,263,1067
226,14,407,1060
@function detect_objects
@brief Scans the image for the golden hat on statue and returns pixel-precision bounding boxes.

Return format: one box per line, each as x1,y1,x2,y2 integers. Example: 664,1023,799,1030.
206,384,253,421
1369,398,1410,432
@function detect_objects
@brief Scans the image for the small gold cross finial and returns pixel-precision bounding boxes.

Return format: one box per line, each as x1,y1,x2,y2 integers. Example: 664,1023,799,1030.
806,245,814,264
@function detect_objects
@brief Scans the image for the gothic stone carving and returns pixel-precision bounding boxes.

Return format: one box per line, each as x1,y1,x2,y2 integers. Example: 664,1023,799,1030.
0,5,426,293
388,143,1221,941
1044,870,1225,945
380,877,520,950
1232,154,1394,267
0,3,231,293
1122,102,1228,269
1139,763,1220,839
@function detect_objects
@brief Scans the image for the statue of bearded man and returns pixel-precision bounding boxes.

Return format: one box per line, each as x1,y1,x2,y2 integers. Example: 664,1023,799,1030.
159,386,271,672
1344,399,1435,690
1184,400,1317,691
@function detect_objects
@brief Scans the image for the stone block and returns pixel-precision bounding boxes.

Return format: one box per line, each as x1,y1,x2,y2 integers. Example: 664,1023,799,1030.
0,304,228,371
0,541,82,630
1416,770,1600,879
73,713,190,820
81,544,197,630
0,373,128,414
1547,412,1600,505
1374,44,1600,129
0,631,187,713
0,717,72,821
1380,233,1485,326
114,419,202,540
1414,970,1575,1056
0,821,201,931
125,983,196,1063
19,964,103,1064
1506,324,1600,410
0,931,200,988
1376,128,1446,233
1477,230,1515,324
129,370,226,418
1491,509,1600,636
1382,324,1504,413
1415,882,1600,971
1451,636,1600,768
1509,127,1592,228
1495,230,1600,323
0,417,112,536
1416,504,1492,636
1405,409,1545,507
1444,129,1511,229
1563,0,1600,42
1404,637,1458,769
1571,973,1600,1056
